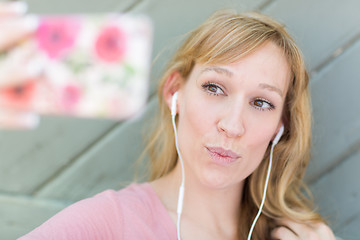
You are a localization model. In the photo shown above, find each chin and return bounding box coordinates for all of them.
[198,169,236,190]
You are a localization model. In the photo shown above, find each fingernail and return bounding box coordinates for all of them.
[23,14,39,31]
[8,1,28,14]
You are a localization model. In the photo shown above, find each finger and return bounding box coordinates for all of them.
[312,222,337,240]
[0,56,45,87]
[0,1,27,17]
[277,219,335,240]
[276,218,306,236]
[0,42,46,87]
[271,226,299,240]
[0,15,38,51]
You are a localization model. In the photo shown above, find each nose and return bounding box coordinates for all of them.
[217,100,245,138]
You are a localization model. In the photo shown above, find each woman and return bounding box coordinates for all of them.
[19,9,336,240]
[145,10,336,239]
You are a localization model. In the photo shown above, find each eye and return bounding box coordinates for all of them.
[201,81,224,96]
[251,98,275,111]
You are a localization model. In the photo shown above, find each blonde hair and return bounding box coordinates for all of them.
[139,9,323,239]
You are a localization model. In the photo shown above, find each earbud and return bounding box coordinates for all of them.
[171,91,178,117]
[247,123,285,240]
[170,91,185,240]
[273,124,284,145]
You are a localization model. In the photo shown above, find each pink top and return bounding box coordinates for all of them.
[18,183,177,240]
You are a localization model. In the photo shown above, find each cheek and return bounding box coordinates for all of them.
[246,109,281,146]
[244,123,276,171]
[248,127,273,147]
[176,92,219,160]
[177,95,202,143]
[180,94,217,135]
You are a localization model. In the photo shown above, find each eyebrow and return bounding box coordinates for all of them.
[258,83,283,97]
[200,66,234,78]
[200,67,283,97]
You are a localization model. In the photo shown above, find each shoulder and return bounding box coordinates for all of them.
[65,182,160,224]
[92,182,176,239]
[112,182,167,222]
[66,182,156,212]
[100,182,160,216]
[115,182,156,203]
[18,182,160,240]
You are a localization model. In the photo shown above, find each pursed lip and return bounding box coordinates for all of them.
[205,146,241,159]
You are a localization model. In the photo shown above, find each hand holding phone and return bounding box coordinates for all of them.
[0,12,152,122]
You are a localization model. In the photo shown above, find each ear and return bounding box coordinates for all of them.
[272,121,284,140]
[163,71,183,113]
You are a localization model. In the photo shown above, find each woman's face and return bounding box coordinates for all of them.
[176,41,291,189]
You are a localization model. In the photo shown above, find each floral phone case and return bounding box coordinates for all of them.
[0,14,152,121]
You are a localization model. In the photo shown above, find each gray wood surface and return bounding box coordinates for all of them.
[0,117,116,194]
[0,194,66,239]
[0,0,358,239]
[35,98,158,202]
[309,39,360,184]
[263,0,360,72]
[27,0,138,13]
[310,150,360,240]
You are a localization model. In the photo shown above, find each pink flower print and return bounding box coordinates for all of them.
[36,17,80,59]
[60,84,82,112]
[0,80,36,109]
[95,25,126,62]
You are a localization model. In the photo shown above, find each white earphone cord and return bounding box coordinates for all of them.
[172,111,185,240]
[246,140,275,240]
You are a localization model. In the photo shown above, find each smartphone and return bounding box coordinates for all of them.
[0,13,152,121]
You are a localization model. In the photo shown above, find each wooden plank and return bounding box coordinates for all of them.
[0,193,67,240]
[306,39,360,181]
[262,0,360,71]
[309,150,360,240]
[26,0,138,14]
[0,116,116,194]
[131,0,267,56]
[130,0,268,96]
[337,214,360,240]
[35,98,158,201]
